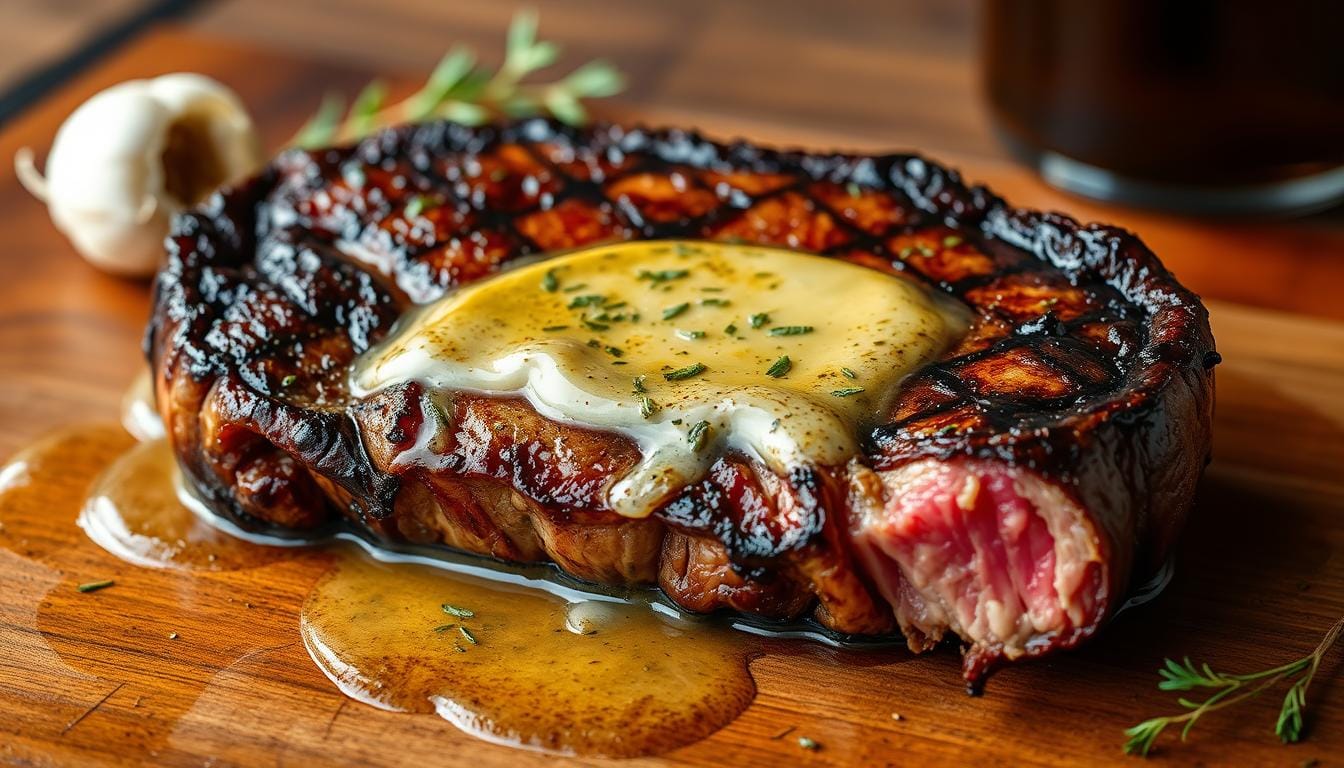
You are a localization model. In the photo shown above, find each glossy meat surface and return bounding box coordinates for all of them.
[147,120,1217,683]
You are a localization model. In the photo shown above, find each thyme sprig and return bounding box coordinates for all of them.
[1124,614,1344,756]
[292,11,624,149]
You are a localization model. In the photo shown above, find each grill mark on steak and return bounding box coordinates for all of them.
[147,119,1216,685]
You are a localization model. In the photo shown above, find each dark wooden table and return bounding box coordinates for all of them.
[1,12,1343,768]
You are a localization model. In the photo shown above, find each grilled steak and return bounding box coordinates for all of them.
[147,120,1217,685]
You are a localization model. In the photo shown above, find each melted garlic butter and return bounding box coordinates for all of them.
[355,240,967,516]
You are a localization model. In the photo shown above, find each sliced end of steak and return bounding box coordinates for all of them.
[850,459,1106,684]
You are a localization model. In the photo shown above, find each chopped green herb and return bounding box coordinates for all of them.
[943,235,964,248]
[541,269,560,292]
[605,345,624,358]
[664,363,707,381]
[918,246,935,257]
[569,294,605,308]
[841,367,857,380]
[632,375,647,393]
[766,356,792,378]
[638,269,690,284]
[724,323,738,335]
[845,181,861,198]
[582,318,610,331]
[701,286,725,293]
[562,283,589,293]
[280,374,297,387]
[442,604,475,618]
[542,324,569,332]
[458,625,479,645]
[77,580,114,593]
[700,298,730,307]
[602,300,627,310]
[830,387,865,397]
[662,302,690,320]
[687,420,711,451]
[639,396,657,418]
[489,168,508,182]
[767,325,814,336]
[433,624,457,633]
[898,246,915,258]
[748,312,770,329]
[676,329,706,340]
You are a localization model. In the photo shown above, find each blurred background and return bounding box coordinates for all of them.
[6,0,1342,215]
[3,0,1342,315]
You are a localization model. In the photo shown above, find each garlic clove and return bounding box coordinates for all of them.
[18,73,263,278]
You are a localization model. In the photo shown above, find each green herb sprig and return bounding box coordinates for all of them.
[1124,614,1344,756]
[292,11,625,149]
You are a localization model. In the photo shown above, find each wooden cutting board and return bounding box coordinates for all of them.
[2,27,1342,767]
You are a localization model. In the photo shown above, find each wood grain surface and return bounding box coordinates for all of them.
[188,0,1344,323]
[1,27,1343,767]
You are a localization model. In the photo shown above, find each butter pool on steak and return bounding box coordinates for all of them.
[148,120,1217,685]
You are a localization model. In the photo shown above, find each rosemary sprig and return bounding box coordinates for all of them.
[1124,614,1344,756]
[291,11,625,149]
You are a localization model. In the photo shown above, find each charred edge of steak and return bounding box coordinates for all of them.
[148,119,1217,683]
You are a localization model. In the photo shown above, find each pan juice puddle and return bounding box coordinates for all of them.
[0,373,759,756]
[77,438,282,571]
[302,552,755,756]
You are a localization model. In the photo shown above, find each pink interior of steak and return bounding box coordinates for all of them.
[850,458,1105,666]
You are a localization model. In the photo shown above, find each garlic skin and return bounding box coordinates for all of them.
[17,73,263,277]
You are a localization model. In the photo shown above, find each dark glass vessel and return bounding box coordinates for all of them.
[983,0,1344,214]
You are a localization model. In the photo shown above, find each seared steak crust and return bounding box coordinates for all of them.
[147,120,1216,683]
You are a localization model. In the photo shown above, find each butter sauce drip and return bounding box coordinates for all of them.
[49,379,761,755]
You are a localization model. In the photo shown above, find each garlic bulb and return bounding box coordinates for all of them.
[15,73,263,277]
